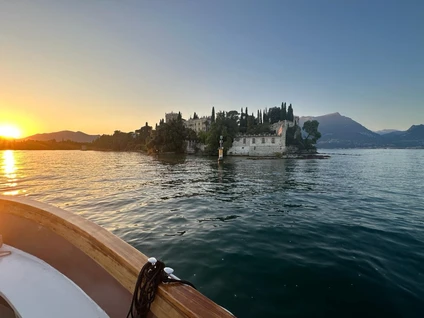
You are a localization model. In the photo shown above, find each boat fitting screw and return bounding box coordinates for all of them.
[148,257,157,266]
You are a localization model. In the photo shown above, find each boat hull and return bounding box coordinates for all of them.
[0,196,233,318]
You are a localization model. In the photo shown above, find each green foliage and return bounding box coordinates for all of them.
[92,134,113,149]
[286,120,321,152]
[302,120,322,151]
[204,111,239,155]
[211,107,215,123]
[280,102,287,121]
[91,130,135,151]
[135,123,152,146]
[286,126,302,148]
[263,108,268,123]
[147,116,193,153]
[246,122,272,135]
[226,110,239,122]
[268,107,281,124]
[287,104,294,121]
[197,131,208,144]
[247,113,255,131]
[91,116,196,153]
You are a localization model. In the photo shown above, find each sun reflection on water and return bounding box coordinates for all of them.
[3,151,16,176]
[2,150,20,195]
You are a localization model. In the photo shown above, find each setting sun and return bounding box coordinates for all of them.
[0,125,22,139]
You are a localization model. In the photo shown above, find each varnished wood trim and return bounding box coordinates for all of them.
[0,196,234,318]
[0,212,131,317]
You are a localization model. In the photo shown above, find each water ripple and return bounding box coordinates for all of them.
[1,149,424,317]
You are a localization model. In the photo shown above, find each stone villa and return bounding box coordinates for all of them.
[227,117,299,156]
[164,112,211,133]
[184,116,210,133]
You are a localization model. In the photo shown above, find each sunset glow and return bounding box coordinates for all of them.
[0,1,423,134]
[0,125,22,139]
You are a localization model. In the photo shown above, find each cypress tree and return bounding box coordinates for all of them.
[211,107,215,122]
[282,102,287,120]
[264,108,269,123]
[239,107,245,130]
[287,104,294,121]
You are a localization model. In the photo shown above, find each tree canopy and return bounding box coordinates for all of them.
[205,111,239,155]
[287,104,294,121]
[147,116,195,153]
[302,120,322,150]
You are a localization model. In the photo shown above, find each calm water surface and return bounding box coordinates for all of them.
[1,149,424,317]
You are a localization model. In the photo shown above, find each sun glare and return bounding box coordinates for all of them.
[0,125,21,139]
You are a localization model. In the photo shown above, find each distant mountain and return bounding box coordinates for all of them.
[374,129,401,135]
[382,125,424,148]
[22,131,100,143]
[299,113,382,148]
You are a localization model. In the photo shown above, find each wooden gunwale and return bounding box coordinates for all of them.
[0,196,234,318]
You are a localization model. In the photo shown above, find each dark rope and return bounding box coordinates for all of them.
[127,259,196,318]
[162,276,197,290]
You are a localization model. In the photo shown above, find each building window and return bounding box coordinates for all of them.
[252,138,255,144]
[262,138,265,144]
[235,138,240,142]
[243,138,246,144]
[271,137,275,144]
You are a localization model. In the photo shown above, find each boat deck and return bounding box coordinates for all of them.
[0,244,109,318]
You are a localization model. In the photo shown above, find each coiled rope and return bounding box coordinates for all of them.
[127,258,196,318]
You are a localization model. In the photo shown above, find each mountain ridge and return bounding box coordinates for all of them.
[21,130,100,143]
[299,113,423,148]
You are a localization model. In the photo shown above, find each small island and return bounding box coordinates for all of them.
[1,102,324,159]
[91,102,323,158]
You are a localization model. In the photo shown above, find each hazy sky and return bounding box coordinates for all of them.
[1,0,423,136]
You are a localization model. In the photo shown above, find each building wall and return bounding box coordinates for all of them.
[270,119,298,136]
[165,112,179,123]
[228,120,296,156]
[228,135,285,156]
[184,117,210,133]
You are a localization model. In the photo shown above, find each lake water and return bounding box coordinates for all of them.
[1,149,424,317]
